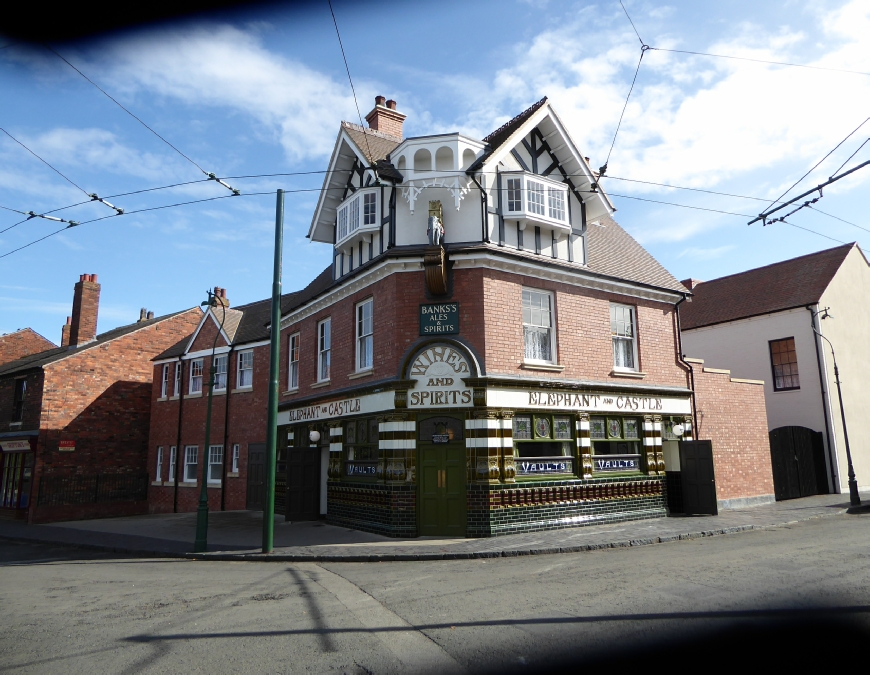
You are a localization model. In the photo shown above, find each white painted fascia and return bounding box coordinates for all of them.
[450,250,683,304]
[308,129,381,243]
[183,308,231,355]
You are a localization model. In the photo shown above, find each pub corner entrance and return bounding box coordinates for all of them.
[418,415,466,537]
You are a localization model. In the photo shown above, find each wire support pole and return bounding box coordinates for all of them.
[748,159,870,226]
[263,189,284,554]
[810,309,860,507]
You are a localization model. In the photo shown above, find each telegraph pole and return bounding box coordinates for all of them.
[263,189,284,553]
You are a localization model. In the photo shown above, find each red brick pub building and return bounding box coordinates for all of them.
[147,97,774,536]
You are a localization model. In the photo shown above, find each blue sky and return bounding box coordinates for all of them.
[1,0,868,343]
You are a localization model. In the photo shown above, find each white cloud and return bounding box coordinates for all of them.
[89,25,366,164]
[677,244,737,260]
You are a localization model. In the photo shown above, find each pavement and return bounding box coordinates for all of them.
[0,491,865,561]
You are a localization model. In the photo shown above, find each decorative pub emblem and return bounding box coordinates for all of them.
[408,344,474,408]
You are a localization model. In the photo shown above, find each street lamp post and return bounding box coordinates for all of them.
[194,289,228,553]
[811,307,860,507]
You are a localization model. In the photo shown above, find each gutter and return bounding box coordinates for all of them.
[807,304,841,493]
[675,294,699,440]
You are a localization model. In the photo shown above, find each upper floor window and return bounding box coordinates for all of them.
[357,299,373,371]
[363,192,377,226]
[189,359,203,394]
[336,190,378,245]
[503,173,569,228]
[161,365,170,398]
[288,333,300,390]
[12,378,26,423]
[769,337,800,391]
[183,446,198,482]
[318,318,331,382]
[155,446,163,482]
[237,350,253,388]
[507,177,522,211]
[611,304,637,370]
[168,446,177,482]
[214,354,228,391]
[522,289,555,363]
[173,362,181,397]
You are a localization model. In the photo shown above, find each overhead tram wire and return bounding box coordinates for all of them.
[327,0,375,165]
[646,47,870,78]
[43,44,240,197]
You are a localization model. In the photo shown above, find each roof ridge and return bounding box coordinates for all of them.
[341,121,402,144]
[698,243,855,286]
[482,96,548,146]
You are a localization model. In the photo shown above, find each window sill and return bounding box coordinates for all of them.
[231,387,253,394]
[184,392,203,399]
[311,380,331,389]
[212,389,227,396]
[207,482,222,488]
[227,472,239,478]
[348,369,373,380]
[521,361,565,372]
[282,388,299,396]
[170,395,180,401]
[611,369,646,379]
[9,422,22,427]
[151,480,163,486]
[179,481,198,488]
[772,387,800,394]
[157,397,168,402]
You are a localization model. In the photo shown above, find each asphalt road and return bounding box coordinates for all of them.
[1,513,868,674]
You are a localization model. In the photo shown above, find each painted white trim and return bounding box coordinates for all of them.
[379,439,415,450]
[183,309,231,356]
[185,346,231,360]
[466,437,504,448]
[380,421,415,433]
[465,419,501,430]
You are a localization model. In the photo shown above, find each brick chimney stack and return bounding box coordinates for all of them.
[61,316,71,347]
[680,278,703,291]
[69,274,100,347]
[365,95,406,139]
[213,287,230,309]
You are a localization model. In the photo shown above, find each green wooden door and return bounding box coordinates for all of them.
[418,443,466,536]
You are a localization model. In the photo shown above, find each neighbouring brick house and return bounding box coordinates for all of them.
[148,95,775,535]
[0,274,201,523]
[0,328,56,367]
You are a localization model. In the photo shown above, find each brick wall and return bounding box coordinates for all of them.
[0,329,56,366]
[689,359,775,506]
[0,370,45,430]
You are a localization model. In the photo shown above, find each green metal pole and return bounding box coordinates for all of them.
[194,348,215,552]
[263,189,284,553]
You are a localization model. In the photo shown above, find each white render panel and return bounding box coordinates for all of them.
[380,421,415,433]
[486,387,691,415]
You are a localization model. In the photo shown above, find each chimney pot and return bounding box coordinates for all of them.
[91,274,97,283]
[139,308,147,322]
[66,316,71,325]
[147,311,154,320]
[365,96,406,139]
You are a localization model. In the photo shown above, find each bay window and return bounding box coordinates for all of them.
[502,173,569,229]
[336,190,378,246]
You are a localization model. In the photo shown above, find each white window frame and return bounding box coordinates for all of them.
[522,288,556,364]
[237,350,253,389]
[189,359,203,394]
[502,172,569,229]
[356,299,373,372]
[318,318,331,382]
[213,354,228,391]
[168,446,177,482]
[161,365,170,398]
[610,303,639,372]
[207,445,223,483]
[173,362,181,397]
[155,446,163,482]
[363,192,377,226]
[232,443,240,473]
[183,445,198,483]
[335,188,379,247]
[288,333,300,390]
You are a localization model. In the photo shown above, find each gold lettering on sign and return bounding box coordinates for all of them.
[408,345,473,408]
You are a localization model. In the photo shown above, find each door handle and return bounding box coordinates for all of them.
[437,469,446,488]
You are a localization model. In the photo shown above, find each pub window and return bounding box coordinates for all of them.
[288,333,300,390]
[208,445,223,483]
[356,299,373,371]
[344,418,379,478]
[611,304,638,370]
[12,378,26,422]
[318,318,331,382]
[522,288,555,363]
[155,446,163,482]
[513,414,574,477]
[590,416,643,474]
[769,337,800,391]
[237,350,254,388]
[161,364,170,398]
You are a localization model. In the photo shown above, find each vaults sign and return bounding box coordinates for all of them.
[408,344,473,408]
[419,303,459,336]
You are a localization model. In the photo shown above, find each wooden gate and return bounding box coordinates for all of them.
[769,426,828,501]
[678,440,718,515]
[286,448,320,521]
[246,443,265,510]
